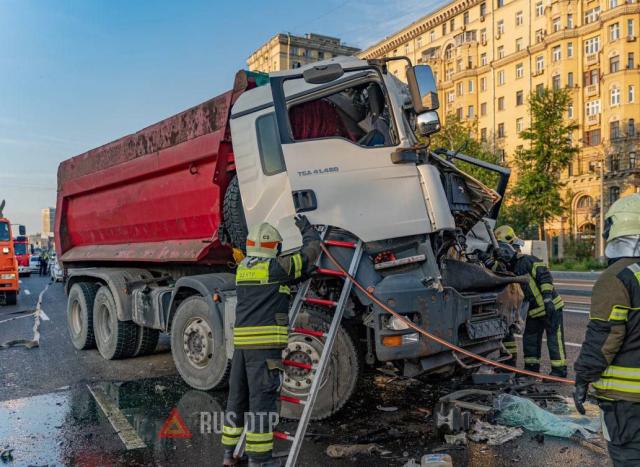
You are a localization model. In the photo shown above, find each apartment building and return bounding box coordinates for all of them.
[360,0,640,247]
[247,33,360,73]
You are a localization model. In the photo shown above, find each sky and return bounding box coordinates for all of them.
[0,0,447,231]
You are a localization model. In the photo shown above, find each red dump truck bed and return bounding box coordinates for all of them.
[56,89,237,265]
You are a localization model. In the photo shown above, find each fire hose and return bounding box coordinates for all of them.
[319,243,575,385]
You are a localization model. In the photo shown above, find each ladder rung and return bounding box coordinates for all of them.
[303,297,337,307]
[324,239,357,248]
[316,268,346,277]
[280,395,306,406]
[274,431,294,441]
[291,327,326,338]
[282,359,315,370]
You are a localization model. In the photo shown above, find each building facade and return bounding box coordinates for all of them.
[247,33,360,73]
[360,0,640,253]
[41,207,55,238]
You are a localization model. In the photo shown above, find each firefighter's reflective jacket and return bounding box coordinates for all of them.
[575,258,640,402]
[512,254,563,318]
[233,229,320,350]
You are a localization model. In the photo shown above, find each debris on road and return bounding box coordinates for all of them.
[468,420,523,445]
[325,443,382,458]
[444,432,467,446]
[376,404,399,412]
[0,447,13,462]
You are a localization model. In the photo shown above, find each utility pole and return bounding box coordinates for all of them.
[599,159,605,260]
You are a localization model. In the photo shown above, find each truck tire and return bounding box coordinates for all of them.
[223,175,248,251]
[5,291,17,305]
[133,326,160,357]
[281,306,360,420]
[67,282,99,350]
[93,286,139,360]
[171,296,230,390]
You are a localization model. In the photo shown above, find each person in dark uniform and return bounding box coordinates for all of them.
[39,250,49,276]
[222,215,320,467]
[574,194,640,467]
[496,241,567,377]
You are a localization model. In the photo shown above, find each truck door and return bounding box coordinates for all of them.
[269,71,431,246]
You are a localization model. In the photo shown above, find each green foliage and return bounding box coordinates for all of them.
[496,202,539,239]
[430,113,503,188]
[563,236,595,261]
[550,258,605,271]
[511,87,579,238]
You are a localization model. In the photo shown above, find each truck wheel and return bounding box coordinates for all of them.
[171,296,230,390]
[67,282,99,350]
[223,175,248,251]
[133,326,160,357]
[5,291,17,306]
[93,286,139,360]
[281,306,360,420]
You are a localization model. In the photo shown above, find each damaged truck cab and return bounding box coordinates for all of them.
[57,56,524,421]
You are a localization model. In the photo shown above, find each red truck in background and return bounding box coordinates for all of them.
[13,229,31,277]
[0,201,20,305]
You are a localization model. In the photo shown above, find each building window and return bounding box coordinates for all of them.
[584,129,601,146]
[497,123,505,138]
[481,53,487,66]
[610,55,620,73]
[516,11,524,26]
[628,52,635,69]
[610,23,621,42]
[516,90,524,105]
[447,91,455,103]
[629,85,635,103]
[468,105,475,118]
[610,0,618,7]
[584,69,600,86]
[567,13,574,29]
[609,187,620,205]
[516,117,524,133]
[536,83,544,95]
[497,45,504,59]
[611,120,621,139]
[536,1,543,17]
[481,28,487,43]
[480,2,487,17]
[586,100,601,115]
[630,152,637,168]
[480,77,487,91]
[290,47,299,56]
[553,17,561,32]
[610,154,621,171]
[456,58,463,71]
[516,37,523,51]
[552,74,561,90]
[516,63,524,78]
[629,118,636,136]
[568,72,574,87]
[457,82,463,96]
[464,11,470,25]
[497,0,504,8]
[568,102,574,119]
[497,20,505,35]
[628,19,635,38]
[584,36,600,55]
[442,23,447,35]
[416,36,422,49]
[567,42,574,58]
[536,29,545,43]
[317,51,325,60]
[498,69,505,85]
[456,107,463,119]
[584,7,601,24]
[450,18,455,31]
[611,87,621,106]
[552,46,561,62]
[430,30,435,42]
[481,128,488,141]
[577,195,594,209]
[498,96,505,110]
[481,102,487,115]
[536,55,544,73]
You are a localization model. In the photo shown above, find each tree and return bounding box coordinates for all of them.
[511,87,578,239]
[430,113,503,187]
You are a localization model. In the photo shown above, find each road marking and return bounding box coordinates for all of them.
[39,309,50,321]
[515,334,582,348]
[87,385,147,450]
[23,289,31,296]
[18,280,22,284]
[0,312,36,324]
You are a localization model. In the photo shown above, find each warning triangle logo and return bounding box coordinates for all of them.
[159,407,192,438]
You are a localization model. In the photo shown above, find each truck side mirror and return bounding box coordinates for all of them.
[406,65,439,113]
[303,63,344,84]
[417,111,441,136]
[18,225,26,236]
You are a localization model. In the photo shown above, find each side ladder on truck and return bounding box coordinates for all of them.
[234,227,364,467]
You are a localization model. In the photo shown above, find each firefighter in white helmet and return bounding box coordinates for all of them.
[222,215,320,467]
[574,194,640,466]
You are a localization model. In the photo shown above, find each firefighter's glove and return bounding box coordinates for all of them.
[294,214,312,233]
[573,379,589,415]
[543,297,556,316]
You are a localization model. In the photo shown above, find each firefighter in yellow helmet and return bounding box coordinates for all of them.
[574,194,640,466]
[222,216,320,467]
[495,225,525,251]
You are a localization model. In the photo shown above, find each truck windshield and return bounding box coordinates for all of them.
[14,243,26,255]
[0,222,9,241]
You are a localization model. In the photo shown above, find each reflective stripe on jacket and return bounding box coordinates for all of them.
[512,255,563,317]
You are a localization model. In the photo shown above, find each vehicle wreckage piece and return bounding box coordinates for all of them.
[434,389,494,434]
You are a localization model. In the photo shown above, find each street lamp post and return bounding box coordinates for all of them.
[599,160,605,260]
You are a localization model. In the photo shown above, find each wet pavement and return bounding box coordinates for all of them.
[0,274,611,466]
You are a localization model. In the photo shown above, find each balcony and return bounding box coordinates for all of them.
[587,113,600,125]
[586,53,599,65]
[585,84,599,97]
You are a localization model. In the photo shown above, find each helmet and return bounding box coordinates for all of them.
[495,225,518,244]
[246,222,283,258]
[604,194,640,242]
[495,241,517,265]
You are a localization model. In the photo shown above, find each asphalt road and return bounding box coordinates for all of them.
[0,273,609,466]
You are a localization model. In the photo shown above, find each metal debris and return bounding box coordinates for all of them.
[325,443,381,458]
[468,420,523,445]
[444,432,468,446]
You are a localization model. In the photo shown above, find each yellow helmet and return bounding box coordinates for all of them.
[604,194,640,241]
[246,222,283,258]
[495,225,518,244]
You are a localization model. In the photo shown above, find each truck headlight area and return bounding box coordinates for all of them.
[2,247,9,254]
[1,273,16,280]
[383,313,419,331]
[382,333,420,347]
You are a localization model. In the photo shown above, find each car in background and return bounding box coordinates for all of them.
[49,255,64,282]
[28,255,40,274]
